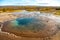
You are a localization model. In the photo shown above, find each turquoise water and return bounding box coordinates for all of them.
[10,17,37,27]
[16,18,36,25]
[11,20,19,27]
[10,17,45,31]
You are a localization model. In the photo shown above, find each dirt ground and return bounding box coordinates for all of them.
[0,31,60,40]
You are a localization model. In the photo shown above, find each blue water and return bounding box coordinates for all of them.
[16,17,36,25]
[10,17,45,31]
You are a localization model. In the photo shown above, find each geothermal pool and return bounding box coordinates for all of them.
[0,11,60,40]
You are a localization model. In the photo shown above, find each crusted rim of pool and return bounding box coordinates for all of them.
[1,16,59,38]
